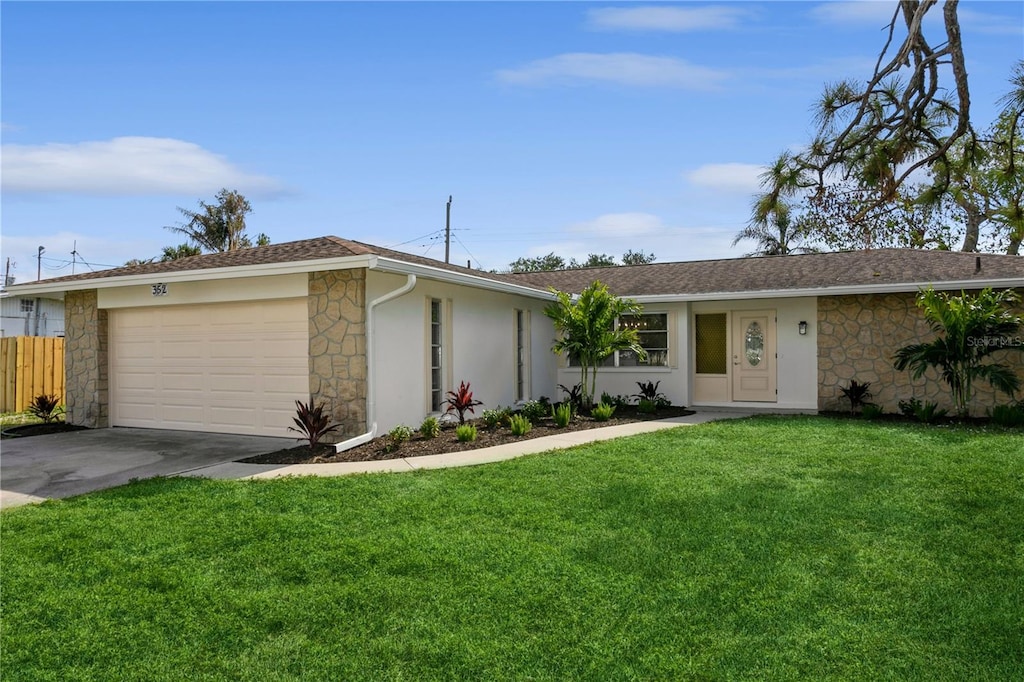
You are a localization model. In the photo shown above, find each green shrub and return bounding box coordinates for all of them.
[386,425,414,452]
[509,414,532,436]
[519,400,548,424]
[914,401,949,424]
[592,402,616,421]
[637,399,656,414]
[419,416,441,439]
[989,402,1024,427]
[861,404,884,420]
[482,407,511,429]
[600,392,631,408]
[455,424,477,442]
[552,403,572,428]
[898,397,922,418]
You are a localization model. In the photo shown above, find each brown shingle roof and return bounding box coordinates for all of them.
[507,249,1024,296]
[23,236,1023,297]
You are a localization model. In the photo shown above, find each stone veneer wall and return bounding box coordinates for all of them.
[818,291,1024,415]
[309,269,367,441]
[64,289,109,428]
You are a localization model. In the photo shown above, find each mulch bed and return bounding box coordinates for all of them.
[1,422,90,438]
[239,405,695,465]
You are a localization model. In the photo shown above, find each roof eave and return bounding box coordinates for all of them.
[3,255,380,296]
[631,277,1024,303]
[372,257,555,299]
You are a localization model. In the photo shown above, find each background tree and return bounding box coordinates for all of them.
[742,0,1023,255]
[733,196,819,256]
[893,287,1023,417]
[509,250,657,272]
[160,244,203,261]
[167,188,266,253]
[621,249,656,266]
[544,281,645,407]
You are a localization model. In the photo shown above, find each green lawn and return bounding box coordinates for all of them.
[2,415,1022,680]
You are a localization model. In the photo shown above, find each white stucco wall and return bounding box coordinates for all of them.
[369,270,556,432]
[691,297,818,410]
[553,303,690,407]
[551,297,818,411]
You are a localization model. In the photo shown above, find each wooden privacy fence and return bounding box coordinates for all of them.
[0,336,66,413]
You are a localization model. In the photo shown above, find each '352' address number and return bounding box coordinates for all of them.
[152,283,168,296]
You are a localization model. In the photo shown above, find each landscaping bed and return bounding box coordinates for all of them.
[240,404,694,465]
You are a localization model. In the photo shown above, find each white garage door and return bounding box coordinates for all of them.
[109,299,308,437]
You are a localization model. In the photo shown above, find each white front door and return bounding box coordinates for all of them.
[731,310,777,402]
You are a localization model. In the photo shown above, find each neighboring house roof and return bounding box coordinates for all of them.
[6,236,1022,301]
[509,249,1024,300]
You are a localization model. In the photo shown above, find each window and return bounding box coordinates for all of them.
[20,299,34,313]
[514,309,529,401]
[567,313,669,368]
[695,313,727,374]
[429,299,443,412]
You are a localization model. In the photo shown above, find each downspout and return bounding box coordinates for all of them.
[334,273,417,453]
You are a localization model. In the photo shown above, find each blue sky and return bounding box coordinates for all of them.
[2,1,1022,282]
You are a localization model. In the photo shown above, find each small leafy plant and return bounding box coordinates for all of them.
[27,394,63,424]
[558,383,584,414]
[482,407,511,429]
[861,404,884,420]
[592,402,616,421]
[386,425,414,452]
[288,400,341,449]
[552,403,573,428]
[633,380,664,403]
[913,400,949,424]
[509,414,532,436]
[455,423,478,442]
[445,381,484,424]
[419,416,441,439]
[519,400,548,424]
[989,402,1024,427]
[839,380,873,413]
[637,398,657,414]
[600,392,631,408]
[898,397,922,418]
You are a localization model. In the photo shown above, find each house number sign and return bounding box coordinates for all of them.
[152,283,168,297]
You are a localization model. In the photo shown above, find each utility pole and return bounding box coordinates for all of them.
[3,257,10,289]
[445,195,452,264]
[37,246,45,281]
[71,241,78,275]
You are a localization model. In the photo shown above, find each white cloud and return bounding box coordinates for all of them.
[568,212,666,237]
[496,53,728,90]
[809,1,903,26]
[587,6,749,32]
[1,137,286,197]
[685,163,764,195]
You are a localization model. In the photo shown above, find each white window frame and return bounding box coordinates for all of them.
[514,309,531,402]
[567,312,670,368]
[20,299,35,313]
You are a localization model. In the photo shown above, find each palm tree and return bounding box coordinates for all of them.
[733,196,818,256]
[893,287,1023,417]
[544,281,646,407]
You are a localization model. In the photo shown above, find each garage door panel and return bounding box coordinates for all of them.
[110,299,309,437]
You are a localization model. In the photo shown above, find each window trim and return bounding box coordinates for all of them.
[514,309,531,402]
[566,311,671,369]
[425,297,453,414]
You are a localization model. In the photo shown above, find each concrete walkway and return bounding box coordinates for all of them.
[185,410,754,482]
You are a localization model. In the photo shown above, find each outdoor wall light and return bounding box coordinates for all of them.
[798,321,808,335]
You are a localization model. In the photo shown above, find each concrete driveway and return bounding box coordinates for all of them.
[1,428,294,509]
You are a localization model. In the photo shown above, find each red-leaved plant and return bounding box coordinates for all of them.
[444,381,484,424]
[288,400,341,449]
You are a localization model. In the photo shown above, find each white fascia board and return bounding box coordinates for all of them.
[4,255,379,296]
[631,277,1024,304]
[372,257,556,300]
